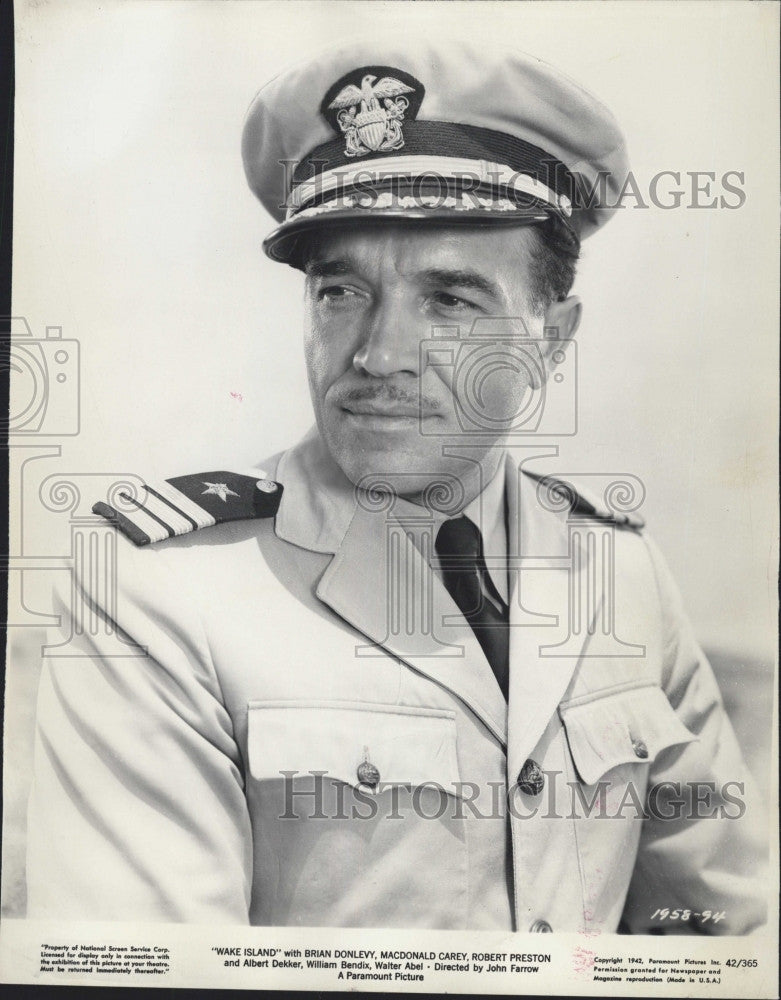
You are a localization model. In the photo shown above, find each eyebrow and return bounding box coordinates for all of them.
[304,258,354,278]
[418,268,502,300]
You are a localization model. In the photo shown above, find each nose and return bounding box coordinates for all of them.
[352,298,423,378]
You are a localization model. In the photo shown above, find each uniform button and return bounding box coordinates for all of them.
[530,919,552,933]
[632,738,649,759]
[356,761,380,787]
[255,479,278,493]
[517,759,544,795]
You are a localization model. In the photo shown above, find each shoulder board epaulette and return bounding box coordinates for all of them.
[522,470,645,530]
[92,471,283,547]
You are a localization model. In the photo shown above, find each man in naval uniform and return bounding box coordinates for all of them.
[27,40,766,932]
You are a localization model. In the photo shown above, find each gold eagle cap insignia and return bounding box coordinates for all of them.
[328,74,415,156]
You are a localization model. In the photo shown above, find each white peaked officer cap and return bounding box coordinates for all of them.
[241,38,629,265]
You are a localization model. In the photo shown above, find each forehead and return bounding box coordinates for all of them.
[303,222,535,276]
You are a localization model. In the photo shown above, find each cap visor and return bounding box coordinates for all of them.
[263,203,551,264]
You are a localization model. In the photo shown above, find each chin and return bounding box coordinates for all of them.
[339,452,435,490]
[336,448,477,511]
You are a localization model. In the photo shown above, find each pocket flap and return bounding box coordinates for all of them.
[247,700,461,793]
[559,685,696,785]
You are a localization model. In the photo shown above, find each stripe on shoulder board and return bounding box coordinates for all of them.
[151,480,217,529]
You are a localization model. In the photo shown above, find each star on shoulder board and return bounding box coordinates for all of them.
[201,482,240,502]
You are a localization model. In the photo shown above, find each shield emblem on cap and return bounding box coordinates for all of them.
[354,108,390,152]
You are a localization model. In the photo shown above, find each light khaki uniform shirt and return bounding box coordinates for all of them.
[27,427,767,931]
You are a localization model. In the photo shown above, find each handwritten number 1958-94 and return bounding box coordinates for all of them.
[650,909,726,924]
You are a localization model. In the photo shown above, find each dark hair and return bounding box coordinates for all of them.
[525,213,581,315]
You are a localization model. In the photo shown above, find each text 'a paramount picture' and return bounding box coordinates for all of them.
[3,2,778,996]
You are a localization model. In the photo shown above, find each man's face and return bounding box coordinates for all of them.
[303,223,556,503]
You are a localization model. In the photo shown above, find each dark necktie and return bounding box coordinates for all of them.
[435,515,510,699]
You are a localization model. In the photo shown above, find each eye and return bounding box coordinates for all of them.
[317,285,356,302]
[431,291,476,312]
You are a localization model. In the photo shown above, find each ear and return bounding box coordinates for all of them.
[531,296,582,387]
[544,295,582,344]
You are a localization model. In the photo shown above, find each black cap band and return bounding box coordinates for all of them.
[291,120,576,203]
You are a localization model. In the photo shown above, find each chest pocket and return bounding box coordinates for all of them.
[247,699,462,795]
[559,685,697,785]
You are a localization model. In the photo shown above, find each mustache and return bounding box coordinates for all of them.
[334,382,441,411]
